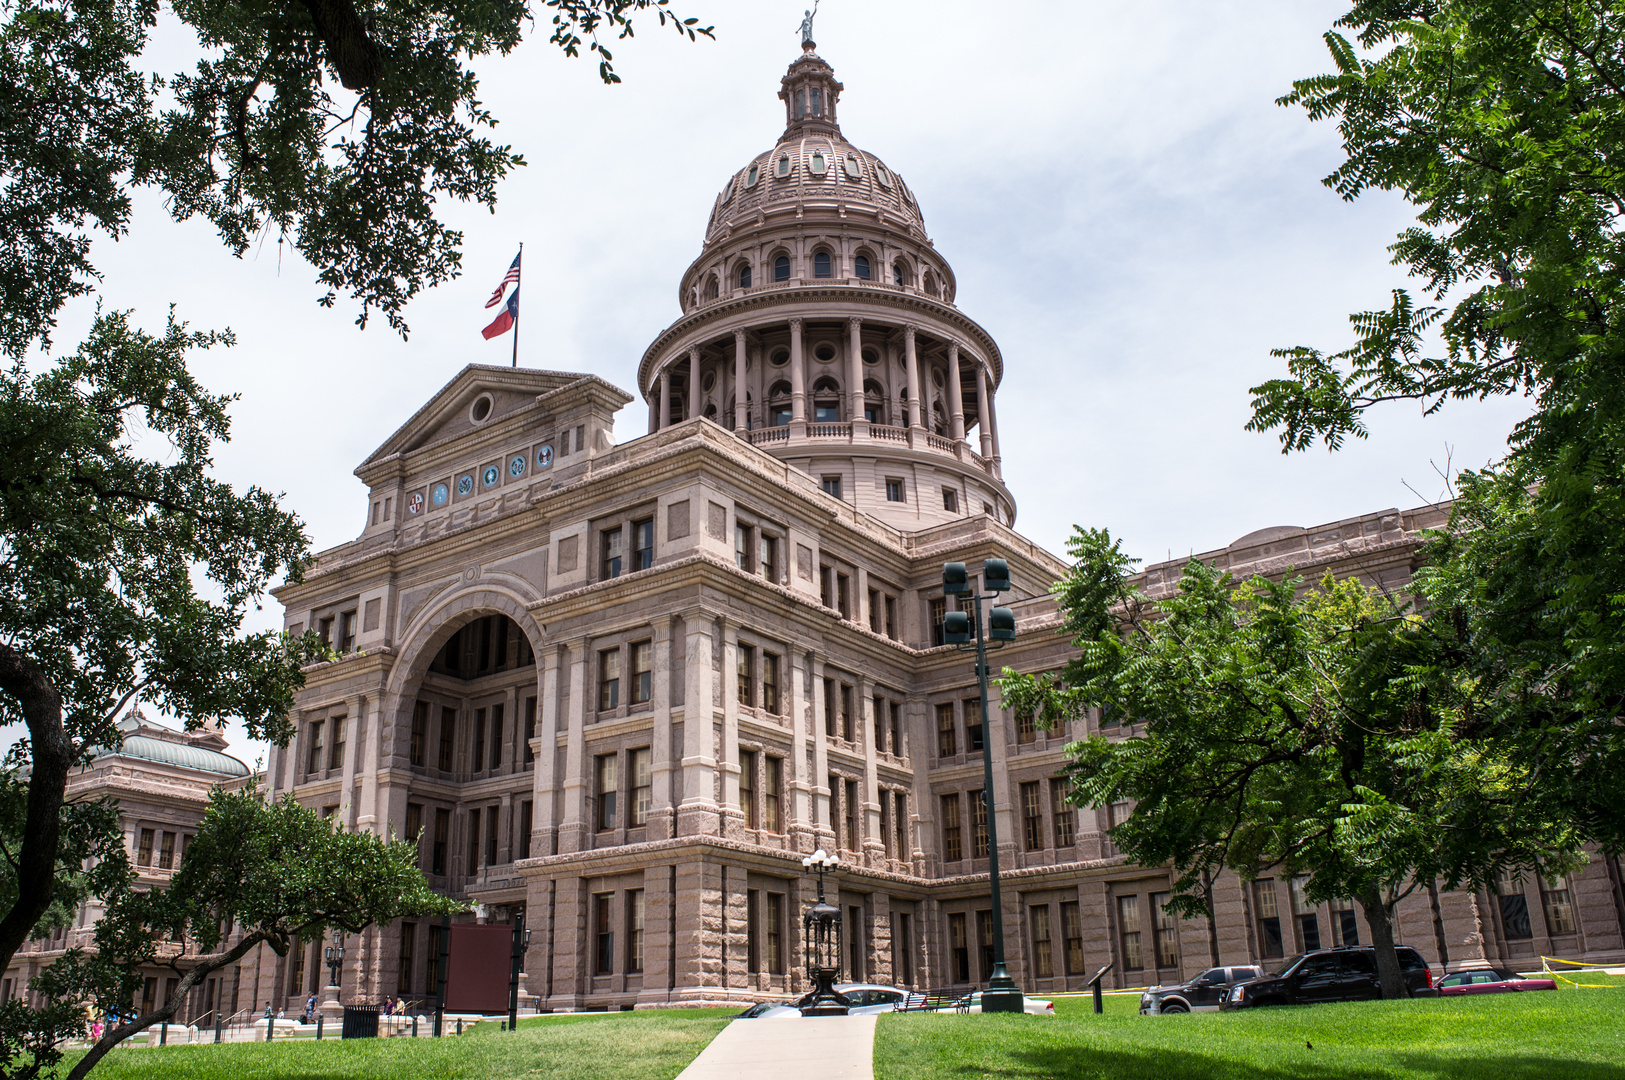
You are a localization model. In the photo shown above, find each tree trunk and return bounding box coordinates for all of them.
[1202,869,1221,967]
[1358,885,1409,999]
[1427,879,1450,970]
[65,932,270,1080]
[0,644,66,976]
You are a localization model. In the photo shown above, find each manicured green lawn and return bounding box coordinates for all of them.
[74,1008,734,1080]
[875,989,1625,1080]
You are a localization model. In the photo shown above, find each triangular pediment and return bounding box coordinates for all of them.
[359,365,583,470]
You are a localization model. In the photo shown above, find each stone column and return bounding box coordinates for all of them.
[688,346,702,421]
[987,382,1002,476]
[341,696,363,830]
[788,650,813,851]
[859,678,884,868]
[558,640,590,854]
[355,694,384,834]
[677,617,719,837]
[847,316,865,424]
[904,326,922,430]
[810,656,834,852]
[648,617,677,840]
[532,648,560,855]
[733,330,748,433]
[947,342,965,442]
[789,318,807,425]
[885,342,902,426]
[975,364,994,460]
[636,865,677,1006]
[720,621,742,841]
[658,368,671,431]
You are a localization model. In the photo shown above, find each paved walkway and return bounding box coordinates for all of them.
[676,1014,876,1080]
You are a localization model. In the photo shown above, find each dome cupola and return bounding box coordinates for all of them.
[779,44,843,140]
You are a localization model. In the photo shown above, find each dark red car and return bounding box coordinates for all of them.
[1436,968,1557,995]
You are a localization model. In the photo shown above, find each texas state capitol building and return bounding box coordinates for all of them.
[256,43,1625,1013]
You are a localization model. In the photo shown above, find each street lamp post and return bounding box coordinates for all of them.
[799,848,848,1016]
[942,558,1023,1014]
[324,934,346,988]
[507,912,532,1032]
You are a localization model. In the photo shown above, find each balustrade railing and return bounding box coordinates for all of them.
[808,423,852,439]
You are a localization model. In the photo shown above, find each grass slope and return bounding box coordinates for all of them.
[73,1008,734,1080]
[875,989,1625,1080]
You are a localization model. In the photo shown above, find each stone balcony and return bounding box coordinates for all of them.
[744,420,999,478]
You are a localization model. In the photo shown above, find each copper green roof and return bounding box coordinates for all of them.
[91,734,251,778]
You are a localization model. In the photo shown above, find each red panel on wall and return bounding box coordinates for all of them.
[444,924,513,1013]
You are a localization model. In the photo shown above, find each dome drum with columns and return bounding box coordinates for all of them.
[641,47,1012,530]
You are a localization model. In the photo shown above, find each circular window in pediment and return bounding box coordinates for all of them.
[469,393,494,424]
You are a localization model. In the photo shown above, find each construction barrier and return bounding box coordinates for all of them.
[1540,956,1622,988]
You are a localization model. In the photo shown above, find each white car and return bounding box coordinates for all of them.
[736,983,927,1019]
[937,991,1055,1016]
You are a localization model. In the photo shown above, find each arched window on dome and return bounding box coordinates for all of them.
[814,251,832,279]
[893,261,908,288]
[768,381,792,427]
[703,276,719,301]
[774,255,791,283]
[863,379,886,425]
[795,90,805,120]
[931,401,947,436]
[811,87,823,117]
[738,263,752,289]
[855,255,872,281]
[812,376,841,424]
[922,269,940,298]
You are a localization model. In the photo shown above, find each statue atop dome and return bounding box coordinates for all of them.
[799,3,818,48]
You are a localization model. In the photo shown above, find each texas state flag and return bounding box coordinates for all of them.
[482,287,519,339]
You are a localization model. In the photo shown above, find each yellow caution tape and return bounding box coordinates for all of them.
[1540,956,1621,988]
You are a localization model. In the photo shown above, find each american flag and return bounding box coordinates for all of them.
[485,251,521,308]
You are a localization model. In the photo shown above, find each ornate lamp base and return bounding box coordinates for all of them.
[800,968,850,1016]
[981,963,1024,1014]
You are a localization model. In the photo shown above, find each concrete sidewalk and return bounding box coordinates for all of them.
[676,1015,876,1080]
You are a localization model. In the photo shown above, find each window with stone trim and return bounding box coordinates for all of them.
[158,831,176,870]
[468,808,482,871]
[632,518,655,571]
[737,644,756,708]
[1062,901,1085,975]
[406,804,423,867]
[484,803,499,866]
[844,779,859,853]
[306,719,324,774]
[410,701,428,767]
[596,753,618,831]
[432,808,449,874]
[740,749,758,829]
[488,704,503,771]
[971,788,988,858]
[823,677,837,737]
[599,648,621,711]
[766,892,785,974]
[840,683,854,741]
[1021,781,1044,851]
[941,793,962,862]
[629,748,651,827]
[1016,707,1036,744]
[1253,880,1284,957]
[1030,904,1054,978]
[889,700,903,755]
[929,598,947,647]
[523,697,537,764]
[473,708,487,773]
[879,791,893,858]
[1544,877,1577,935]
[762,653,781,714]
[519,800,533,859]
[765,756,783,833]
[595,893,615,974]
[398,922,416,995]
[735,523,754,572]
[814,250,833,278]
[977,910,995,981]
[894,792,907,859]
[936,702,956,757]
[965,699,984,753]
[1051,779,1075,848]
[627,889,646,972]
[949,912,970,982]
[1118,894,1143,970]
[137,828,154,867]
[774,254,791,282]
[438,707,456,772]
[630,641,653,705]
[1152,892,1180,968]
[602,525,623,580]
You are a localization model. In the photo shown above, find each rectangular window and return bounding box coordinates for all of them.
[338,610,356,652]
[885,478,904,502]
[885,596,897,640]
[869,588,882,633]
[288,948,304,997]
[628,889,646,972]
[1021,780,1043,851]
[599,648,621,711]
[820,566,835,608]
[890,701,903,756]
[836,574,851,619]
[632,518,655,571]
[873,694,887,753]
[971,789,989,858]
[595,893,615,974]
[950,913,970,982]
[840,684,853,741]
[760,534,777,581]
[894,792,908,860]
[879,791,893,858]
[747,889,761,972]
[523,696,537,765]
[1289,875,1321,951]
[1543,880,1576,935]
[596,754,618,831]
[519,800,533,859]
[468,808,482,871]
[767,893,785,975]
[977,910,995,981]
[410,701,429,767]
[1496,870,1533,939]
[1118,894,1143,970]
[472,707,486,772]
[765,756,783,833]
[1016,708,1036,744]
[822,475,842,499]
[943,488,958,512]
[1031,905,1054,979]
[398,923,416,995]
[1062,901,1085,975]
[849,905,866,982]
[1052,780,1074,848]
[438,708,456,772]
[1253,880,1284,958]
[844,779,859,853]
[941,793,962,861]
[630,748,651,827]
[631,641,653,704]
[762,653,780,714]
[138,828,154,866]
[405,803,424,867]
[936,703,956,757]
[489,704,503,771]
[929,598,947,647]
[158,831,176,870]
[1331,896,1360,946]
[432,808,449,874]
[1152,892,1180,968]
[425,924,443,996]
[740,749,758,829]
[318,616,334,647]
[737,644,756,708]
[965,699,983,752]
[485,804,499,865]
[735,523,753,572]
[602,526,624,579]
[306,719,324,774]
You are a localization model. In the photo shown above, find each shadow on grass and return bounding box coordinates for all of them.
[989,1046,1625,1080]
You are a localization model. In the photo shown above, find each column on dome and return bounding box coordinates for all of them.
[789,318,807,424]
[733,330,748,433]
[947,342,965,442]
[885,341,902,426]
[847,317,864,424]
[988,381,1003,475]
[975,363,993,460]
[688,346,702,421]
[904,325,922,429]
[658,368,672,431]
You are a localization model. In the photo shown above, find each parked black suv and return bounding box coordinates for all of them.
[1140,966,1265,1014]
[1219,946,1433,1009]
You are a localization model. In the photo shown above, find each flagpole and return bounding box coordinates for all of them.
[512,243,522,368]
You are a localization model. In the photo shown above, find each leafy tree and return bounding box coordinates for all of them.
[0,309,314,1069]
[999,529,1584,999]
[0,0,714,354]
[1247,2,1625,851]
[13,786,459,1080]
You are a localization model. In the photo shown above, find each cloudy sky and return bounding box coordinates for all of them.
[47,1,1531,764]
